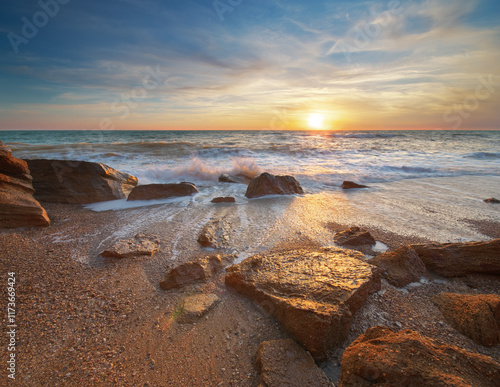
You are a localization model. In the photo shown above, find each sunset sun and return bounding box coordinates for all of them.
[307,113,325,130]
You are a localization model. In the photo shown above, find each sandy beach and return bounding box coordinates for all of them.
[1,175,499,386]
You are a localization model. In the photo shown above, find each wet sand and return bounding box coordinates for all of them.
[1,176,500,386]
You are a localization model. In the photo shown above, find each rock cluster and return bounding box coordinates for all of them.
[339,326,500,387]
[26,159,137,204]
[127,182,198,201]
[432,293,500,347]
[245,172,303,198]
[0,143,50,228]
[225,246,381,360]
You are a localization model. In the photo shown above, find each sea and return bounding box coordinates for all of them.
[2,129,499,257]
[1,130,500,192]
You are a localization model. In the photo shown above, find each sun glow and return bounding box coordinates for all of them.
[307,113,325,130]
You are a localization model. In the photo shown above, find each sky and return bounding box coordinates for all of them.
[0,0,499,131]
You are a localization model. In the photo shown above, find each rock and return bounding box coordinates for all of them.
[370,246,428,287]
[197,219,230,249]
[484,198,500,203]
[338,326,500,387]
[432,293,500,347]
[257,339,333,387]
[127,182,198,201]
[100,234,160,259]
[334,227,376,247]
[26,159,137,204]
[225,246,381,360]
[177,294,220,324]
[0,146,50,228]
[219,174,251,185]
[245,172,304,199]
[211,197,236,203]
[160,254,234,290]
[411,239,500,277]
[341,181,369,189]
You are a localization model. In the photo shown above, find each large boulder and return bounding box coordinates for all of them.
[245,172,303,199]
[339,326,500,387]
[100,234,160,259]
[411,239,500,277]
[127,182,198,201]
[225,247,381,360]
[432,293,500,347]
[370,246,428,287]
[0,143,50,228]
[26,159,137,204]
[161,254,234,290]
[256,339,333,387]
[334,226,376,247]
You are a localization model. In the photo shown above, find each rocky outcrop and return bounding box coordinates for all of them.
[26,159,137,204]
[0,143,50,228]
[127,182,197,201]
[219,174,251,185]
[334,226,376,247]
[225,247,381,360]
[100,234,160,259]
[484,198,500,203]
[432,293,500,347]
[370,246,428,287]
[211,197,236,203]
[197,219,230,249]
[177,294,220,324]
[160,254,234,290]
[411,239,500,277]
[339,326,500,387]
[245,172,304,199]
[256,339,333,387]
[341,181,369,189]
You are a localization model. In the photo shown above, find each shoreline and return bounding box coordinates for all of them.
[1,174,500,385]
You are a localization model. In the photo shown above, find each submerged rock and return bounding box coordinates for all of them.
[339,326,500,387]
[484,198,500,203]
[0,144,50,228]
[411,239,500,277]
[26,159,137,204]
[370,246,428,287]
[211,197,236,203]
[225,246,381,360]
[257,339,333,387]
[177,294,220,324]
[197,219,230,249]
[334,226,376,247]
[341,181,369,189]
[245,172,304,198]
[127,182,198,201]
[432,293,500,347]
[100,234,160,259]
[160,254,234,290]
[219,173,251,185]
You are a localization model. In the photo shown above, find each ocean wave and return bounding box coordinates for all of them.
[332,133,397,139]
[138,157,263,184]
[464,152,500,160]
[382,165,435,173]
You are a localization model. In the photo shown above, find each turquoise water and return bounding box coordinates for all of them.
[1,130,499,191]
